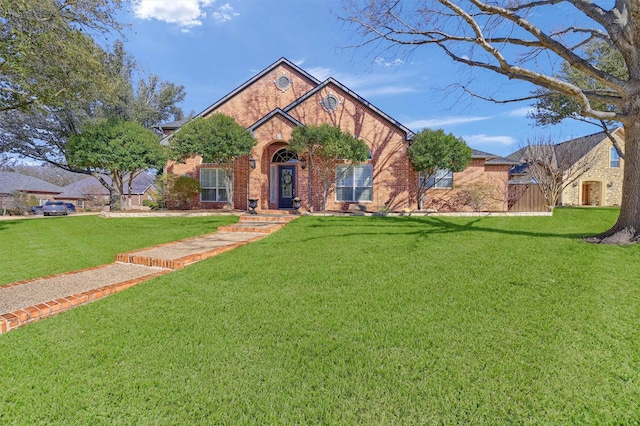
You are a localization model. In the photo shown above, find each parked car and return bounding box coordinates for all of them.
[64,203,76,213]
[31,205,44,215]
[42,201,69,216]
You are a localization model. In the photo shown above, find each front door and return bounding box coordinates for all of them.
[278,165,296,209]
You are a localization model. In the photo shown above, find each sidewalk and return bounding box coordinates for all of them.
[0,213,297,335]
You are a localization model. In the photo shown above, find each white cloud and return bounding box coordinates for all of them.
[133,0,238,28]
[357,86,417,97]
[462,134,516,145]
[505,107,534,117]
[212,3,239,22]
[405,116,493,130]
[374,57,404,67]
[307,67,332,81]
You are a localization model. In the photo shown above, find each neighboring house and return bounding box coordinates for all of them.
[507,128,624,210]
[58,173,158,210]
[0,171,65,213]
[161,57,516,213]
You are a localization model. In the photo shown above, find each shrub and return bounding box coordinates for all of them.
[168,175,201,209]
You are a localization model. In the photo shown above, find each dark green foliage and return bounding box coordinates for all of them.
[290,123,369,210]
[170,114,256,209]
[531,40,626,127]
[408,128,472,209]
[67,118,167,209]
[0,0,123,112]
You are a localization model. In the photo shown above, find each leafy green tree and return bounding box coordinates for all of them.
[0,41,184,175]
[170,114,256,210]
[530,39,626,157]
[407,129,472,210]
[289,123,369,211]
[0,0,123,113]
[66,118,167,210]
[345,0,640,243]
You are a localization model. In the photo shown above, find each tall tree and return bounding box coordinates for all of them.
[345,0,640,244]
[0,0,123,113]
[407,129,472,210]
[66,118,167,210]
[289,124,369,211]
[169,114,256,211]
[0,41,185,173]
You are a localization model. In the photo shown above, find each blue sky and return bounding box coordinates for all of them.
[120,0,599,157]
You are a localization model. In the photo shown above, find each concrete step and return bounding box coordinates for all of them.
[218,221,286,234]
[239,213,298,223]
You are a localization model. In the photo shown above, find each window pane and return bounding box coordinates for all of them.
[355,187,372,202]
[336,165,353,186]
[200,169,213,188]
[201,189,216,202]
[217,170,226,188]
[336,187,353,202]
[354,165,372,186]
[218,188,227,202]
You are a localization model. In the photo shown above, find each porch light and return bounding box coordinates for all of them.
[300,157,307,169]
[249,157,256,169]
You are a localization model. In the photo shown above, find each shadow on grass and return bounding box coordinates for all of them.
[293,214,602,242]
[0,219,27,231]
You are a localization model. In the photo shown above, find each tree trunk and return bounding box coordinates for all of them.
[590,118,640,244]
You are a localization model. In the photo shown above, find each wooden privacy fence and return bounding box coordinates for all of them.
[508,183,548,212]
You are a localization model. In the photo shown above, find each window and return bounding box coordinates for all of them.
[336,164,373,202]
[200,168,227,202]
[275,74,291,91]
[321,94,340,112]
[610,147,620,168]
[420,169,453,189]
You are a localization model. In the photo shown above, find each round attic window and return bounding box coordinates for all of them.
[276,74,291,91]
[321,94,339,112]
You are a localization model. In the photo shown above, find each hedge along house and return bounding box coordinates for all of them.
[161,58,515,213]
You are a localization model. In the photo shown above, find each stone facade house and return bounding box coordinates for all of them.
[507,128,625,209]
[161,58,515,213]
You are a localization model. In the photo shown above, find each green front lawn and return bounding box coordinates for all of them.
[0,214,238,285]
[1,208,639,423]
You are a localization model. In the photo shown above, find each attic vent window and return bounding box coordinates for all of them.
[321,94,340,112]
[276,74,291,91]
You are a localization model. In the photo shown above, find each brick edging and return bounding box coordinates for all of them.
[0,269,170,335]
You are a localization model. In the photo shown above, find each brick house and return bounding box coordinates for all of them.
[507,128,624,209]
[161,58,515,213]
[57,173,158,210]
[0,171,65,214]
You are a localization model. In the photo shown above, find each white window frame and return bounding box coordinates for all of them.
[335,164,373,202]
[200,168,227,202]
[420,169,453,189]
[610,147,621,168]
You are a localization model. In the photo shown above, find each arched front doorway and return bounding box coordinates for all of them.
[582,181,602,206]
[270,148,299,209]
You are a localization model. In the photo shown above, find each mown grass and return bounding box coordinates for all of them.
[0,214,238,285]
[1,208,639,424]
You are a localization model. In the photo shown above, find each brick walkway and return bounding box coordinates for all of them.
[0,214,297,335]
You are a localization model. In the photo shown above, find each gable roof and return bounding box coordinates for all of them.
[198,58,321,119]
[471,149,519,166]
[59,172,157,198]
[0,171,64,195]
[506,128,622,168]
[283,77,415,141]
[248,108,304,133]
